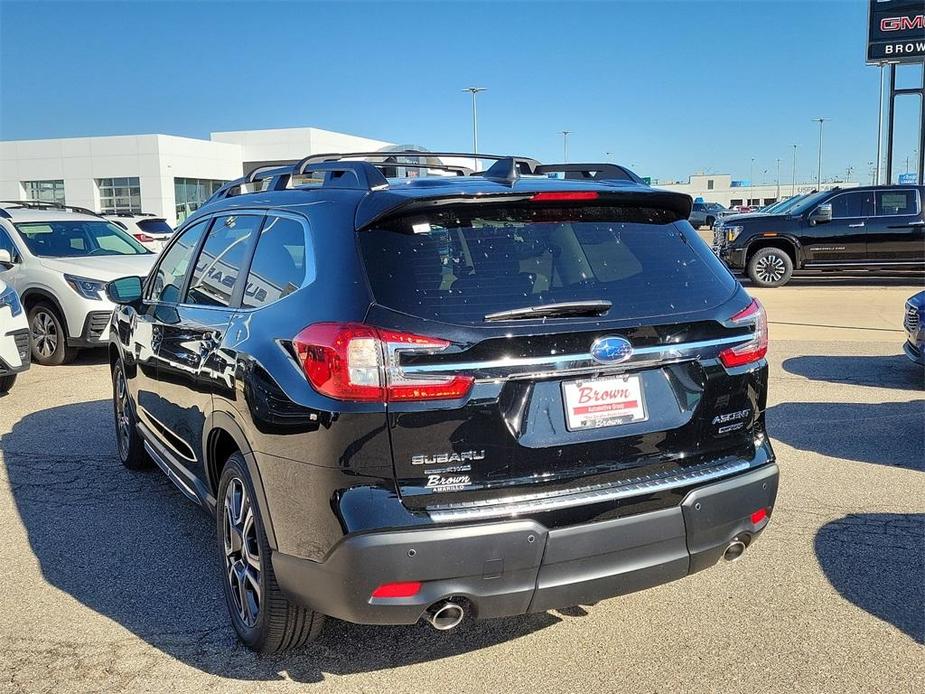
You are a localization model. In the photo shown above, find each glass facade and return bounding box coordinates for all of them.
[98,177,142,213]
[174,178,228,223]
[23,179,66,204]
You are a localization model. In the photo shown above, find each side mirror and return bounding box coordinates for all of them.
[106,276,144,305]
[809,203,832,225]
[0,249,13,266]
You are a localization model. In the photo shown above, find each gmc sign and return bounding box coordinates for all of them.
[868,0,925,63]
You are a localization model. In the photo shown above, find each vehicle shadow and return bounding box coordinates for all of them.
[782,354,924,391]
[766,400,925,471]
[741,272,924,288]
[815,514,924,643]
[1,400,563,683]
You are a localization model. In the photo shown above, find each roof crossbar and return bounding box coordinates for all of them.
[533,163,645,184]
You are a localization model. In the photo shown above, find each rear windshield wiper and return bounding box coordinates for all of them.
[484,300,612,322]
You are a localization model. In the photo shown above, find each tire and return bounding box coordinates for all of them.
[748,247,794,287]
[28,302,78,366]
[217,452,324,653]
[112,360,150,470]
[0,374,16,394]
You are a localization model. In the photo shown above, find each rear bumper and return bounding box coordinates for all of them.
[273,461,779,625]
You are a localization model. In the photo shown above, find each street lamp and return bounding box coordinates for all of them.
[462,86,486,170]
[560,130,571,162]
[776,158,782,199]
[813,117,828,188]
[791,144,798,196]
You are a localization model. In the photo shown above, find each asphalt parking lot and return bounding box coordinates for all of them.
[0,275,923,693]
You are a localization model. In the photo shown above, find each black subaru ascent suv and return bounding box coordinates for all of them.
[107,152,778,652]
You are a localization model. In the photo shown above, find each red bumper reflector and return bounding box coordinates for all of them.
[751,508,767,525]
[531,191,599,201]
[371,581,422,598]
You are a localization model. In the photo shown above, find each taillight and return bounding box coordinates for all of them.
[292,322,474,403]
[531,191,599,202]
[719,299,768,368]
[133,232,155,243]
[371,581,421,598]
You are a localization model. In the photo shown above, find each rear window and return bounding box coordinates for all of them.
[358,204,736,324]
[137,219,173,234]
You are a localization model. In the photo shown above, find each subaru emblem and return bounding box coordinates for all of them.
[589,336,633,365]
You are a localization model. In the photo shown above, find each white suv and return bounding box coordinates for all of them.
[103,213,174,252]
[0,201,156,365]
[0,278,29,393]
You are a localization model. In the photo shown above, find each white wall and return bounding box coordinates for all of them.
[658,175,859,208]
[0,135,243,226]
[210,126,392,167]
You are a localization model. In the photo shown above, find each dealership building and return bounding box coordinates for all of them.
[657,172,859,208]
[0,127,394,226]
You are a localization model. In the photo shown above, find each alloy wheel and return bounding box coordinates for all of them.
[755,255,786,284]
[31,310,58,359]
[114,368,131,460]
[223,477,262,628]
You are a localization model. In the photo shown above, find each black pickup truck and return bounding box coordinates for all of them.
[713,185,925,286]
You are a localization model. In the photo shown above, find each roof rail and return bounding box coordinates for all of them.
[0,200,104,218]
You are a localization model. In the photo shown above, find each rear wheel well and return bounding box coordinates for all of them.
[745,239,797,267]
[207,428,240,496]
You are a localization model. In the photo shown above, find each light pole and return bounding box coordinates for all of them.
[462,86,486,170]
[560,130,571,162]
[813,117,827,188]
[776,158,782,199]
[791,144,798,195]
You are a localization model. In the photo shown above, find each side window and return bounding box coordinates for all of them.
[242,216,309,309]
[148,220,209,303]
[185,214,262,307]
[829,191,874,219]
[876,190,918,216]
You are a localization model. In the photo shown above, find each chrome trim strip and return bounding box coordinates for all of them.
[143,440,200,504]
[402,334,749,381]
[427,458,751,523]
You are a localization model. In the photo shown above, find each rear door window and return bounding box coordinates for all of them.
[358,204,736,324]
[241,215,310,309]
[185,214,262,307]
[876,190,919,216]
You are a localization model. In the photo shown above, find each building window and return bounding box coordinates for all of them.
[730,199,743,207]
[174,178,228,223]
[23,180,65,204]
[707,179,714,190]
[98,177,142,213]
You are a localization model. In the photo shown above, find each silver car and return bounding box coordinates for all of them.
[0,201,156,365]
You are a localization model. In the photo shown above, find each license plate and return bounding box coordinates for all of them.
[562,374,647,431]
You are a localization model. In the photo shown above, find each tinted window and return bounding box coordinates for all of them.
[185,214,261,307]
[149,220,209,303]
[242,216,308,309]
[876,190,918,216]
[13,221,150,257]
[692,203,704,211]
[359,204,736,324]
[829,191,874,218]
[137,219,174,234]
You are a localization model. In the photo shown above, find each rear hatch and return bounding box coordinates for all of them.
[356,196,765,516]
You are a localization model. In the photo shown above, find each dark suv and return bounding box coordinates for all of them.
[714,185,925,286]
[106,152,778,653]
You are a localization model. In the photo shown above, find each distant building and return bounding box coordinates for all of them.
[0,127,393,226]
[658,173,859,208]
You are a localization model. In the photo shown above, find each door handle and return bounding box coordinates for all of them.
[848,223,865,228]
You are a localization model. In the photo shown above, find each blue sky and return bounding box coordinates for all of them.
[0,0,918,183]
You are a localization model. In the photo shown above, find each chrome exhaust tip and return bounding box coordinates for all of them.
[723,539,747,562]
[426,600,465,631]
